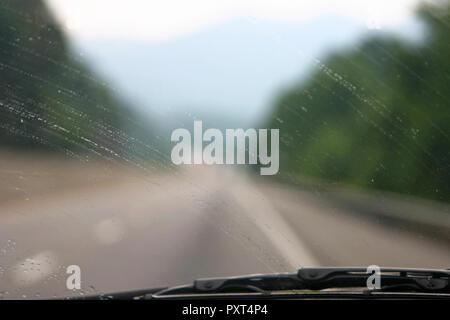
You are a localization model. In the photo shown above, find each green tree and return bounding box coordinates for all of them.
[0,0,163,166]
[266,2,450,203]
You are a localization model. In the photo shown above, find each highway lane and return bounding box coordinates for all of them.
[0,167,316,299]
[259,182,450,268]
[0,166,448,299]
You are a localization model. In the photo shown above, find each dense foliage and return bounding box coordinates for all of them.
[266,3,450,202]
[0,0,159,164]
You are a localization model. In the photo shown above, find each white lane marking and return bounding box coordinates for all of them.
[229,173,320,268]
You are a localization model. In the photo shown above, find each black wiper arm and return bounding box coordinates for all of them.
[297,267,450,293]
[152,267,450,297]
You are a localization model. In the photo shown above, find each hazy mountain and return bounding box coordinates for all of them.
[71,15,422,130]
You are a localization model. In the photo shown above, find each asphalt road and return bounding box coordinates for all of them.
[0,166,449,299]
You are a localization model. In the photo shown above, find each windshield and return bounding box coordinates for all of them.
[0,0,449,300]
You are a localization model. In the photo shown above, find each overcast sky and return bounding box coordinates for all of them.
[43,0,425,127]
[46,0,421,41]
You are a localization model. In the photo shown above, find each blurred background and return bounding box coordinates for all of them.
[0,0,449,299]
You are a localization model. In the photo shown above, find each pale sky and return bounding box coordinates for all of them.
[45,0,421,41]
[43,0,427,126]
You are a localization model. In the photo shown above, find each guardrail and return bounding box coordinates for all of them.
[323,188,450,243]
[273,174,450,244]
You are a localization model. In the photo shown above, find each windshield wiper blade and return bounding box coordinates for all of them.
[297,267,450,293]
[151,267,450,297]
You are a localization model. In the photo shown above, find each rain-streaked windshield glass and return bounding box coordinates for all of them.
[0,0,449,299]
